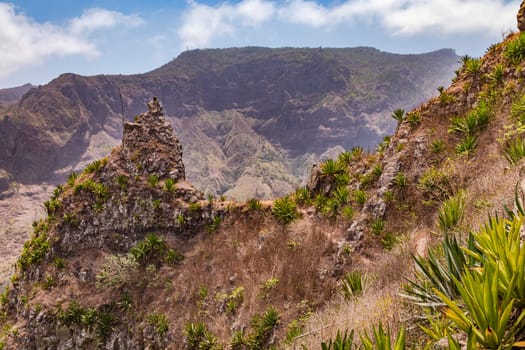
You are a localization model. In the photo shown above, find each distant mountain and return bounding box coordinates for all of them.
[0,83,34,107]
[0,47,459,199]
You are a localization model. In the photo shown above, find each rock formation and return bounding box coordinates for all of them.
[519,0,525,31]
[119,97,185,181]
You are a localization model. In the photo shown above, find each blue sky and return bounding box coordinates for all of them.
[0,0,520,88]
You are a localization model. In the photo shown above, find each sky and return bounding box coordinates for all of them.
[0,0,521,88]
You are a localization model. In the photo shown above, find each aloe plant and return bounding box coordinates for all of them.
[436,268,525,349]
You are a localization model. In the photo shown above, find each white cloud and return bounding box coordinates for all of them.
[178,0,275,49]
[278,0,518,34]
[179,0,520,49]
[0,3,143,80]
[384,0,518,35]
[69,8,144,35]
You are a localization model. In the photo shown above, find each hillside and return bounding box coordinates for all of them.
[2,22,525,348]
[0,47,458,198]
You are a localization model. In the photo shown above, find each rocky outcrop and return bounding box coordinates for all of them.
[518,0,525,31]
[118,97,185,181]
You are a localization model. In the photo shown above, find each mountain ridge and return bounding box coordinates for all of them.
[0,46,459,195]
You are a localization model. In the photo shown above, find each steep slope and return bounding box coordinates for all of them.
[2,27,525,349]
[0,47,459,197]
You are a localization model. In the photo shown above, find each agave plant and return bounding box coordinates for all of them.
[436,267,525,349]
[360,323,406,350]
[402,233,472,307]
[391,108,405,127]
[321,330,355,350]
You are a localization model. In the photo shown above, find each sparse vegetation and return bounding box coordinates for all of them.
[504,31,525,64]
[147,313,169,337]
[353,189,367,208]
[247,198,262,211]
[391,108,405,127]
[17,221,50,271]
[272,196,298,224]
[341,271,368,299]
[147,174,159,188]
[429,139,445,154]
[406,111,421,127]
[437,191,465,235]
[455,134,477,156]
[504,137,525,165]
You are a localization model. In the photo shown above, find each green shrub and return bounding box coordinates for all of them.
[188,202,201,213]
[436,191,465,234]
[321,330,355,350]
[333,186,350,205]
[335,172,351,187]
[294,187,311,206]
[417,167,452,200]
[430,139,445,154]
[504,31,525,64]
[341,206,354,221]
[247,198,262,211]
[246,307,280,349]
[272,197,298,224]
[406,112,421,127]
[439,92,455,105]
[17,221,50,271]
[67,171,79,187]
[341,271,367,299]
[351,146,365,160]
[353,190,367,208]
[207,216,221,232]
[463,57,481,75]
[164,249,184,265]
[393,172,408,188]
[488,63,504,85]
[230,329,245,348]
[360,323,406,350]
[116,175,128,190]
[148,174,159,187]
[511,94,525,123]
[504,137,525,165]
[381,233,399,251]
[51,185,64,200]
[148,313,169,337]
[391,108,405,127]
[185,322,219,350]
[320,159,345,178]
[402,234,470,307]
[130,233,166,264]
[84,158,106,174]
[337,151,353,166]
[455,134,477,156]
[53,257,66,269]
[321,198,339,218]
[44,198,61,215]
[370,218,385,235]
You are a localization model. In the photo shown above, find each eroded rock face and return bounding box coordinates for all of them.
[518,1,525,32]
